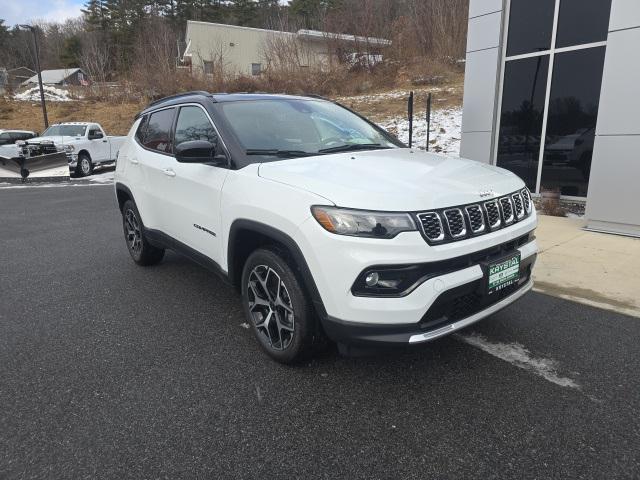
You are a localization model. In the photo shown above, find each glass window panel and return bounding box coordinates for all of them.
[541,47,606,197]
[174,106,218,148]
[144,108,175,154]
[556,0,612,48]
[497,56,550,191]
[506,0,555,56]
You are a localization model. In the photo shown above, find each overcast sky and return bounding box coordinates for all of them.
[0,0,84,27]
[0,0,294,27]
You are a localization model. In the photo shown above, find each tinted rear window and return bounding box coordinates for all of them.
[135,115,148,143]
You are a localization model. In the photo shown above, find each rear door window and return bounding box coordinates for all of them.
[143,108,176,154]
[135,115,148,144]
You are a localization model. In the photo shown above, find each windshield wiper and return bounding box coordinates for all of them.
[318,143,390,154]
[245,149,314,158]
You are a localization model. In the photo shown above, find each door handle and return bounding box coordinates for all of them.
[163,168,176,177]
[130,157,139,165]
[102,140,108,143]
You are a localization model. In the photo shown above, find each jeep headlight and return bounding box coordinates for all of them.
[311,206,416,239]
[63,145,75,152]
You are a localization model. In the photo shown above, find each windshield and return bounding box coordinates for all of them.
[219,99,401,162]
[42,125,87,137]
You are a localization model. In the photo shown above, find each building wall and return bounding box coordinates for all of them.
[459,0,504,163]
[585,0,640,237]
[185,21,330,77]
[461,0,640,237]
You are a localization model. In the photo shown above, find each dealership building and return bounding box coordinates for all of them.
[461,0,640,237]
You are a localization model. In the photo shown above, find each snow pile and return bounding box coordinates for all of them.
[379,106,462,156]
[87,170,115,184]
[14,86,73,102]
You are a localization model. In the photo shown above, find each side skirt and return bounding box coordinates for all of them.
[144,227,232,286]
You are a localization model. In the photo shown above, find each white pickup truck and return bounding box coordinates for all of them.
[24,122,126,177]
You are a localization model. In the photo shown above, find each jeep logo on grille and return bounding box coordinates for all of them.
[478,189,496,198]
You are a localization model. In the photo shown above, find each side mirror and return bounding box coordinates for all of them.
[175,140,227,166]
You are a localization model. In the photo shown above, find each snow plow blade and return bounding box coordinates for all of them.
[0,152,69,182]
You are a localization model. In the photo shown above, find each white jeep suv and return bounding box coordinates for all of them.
[114,92,537,363]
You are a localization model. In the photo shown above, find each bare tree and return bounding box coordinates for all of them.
[79,31,112,83]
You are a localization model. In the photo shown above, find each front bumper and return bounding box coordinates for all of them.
[67,153,78,169]
[296,212,538,345]
[322,266,534,346]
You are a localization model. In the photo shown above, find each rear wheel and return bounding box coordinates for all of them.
[122,200,164,266]
[241,248,321,363]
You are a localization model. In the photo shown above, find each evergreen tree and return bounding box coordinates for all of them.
[82,0,108,30]
[232,0,258,26]
[60,36,83,67]
[289,0,341,29]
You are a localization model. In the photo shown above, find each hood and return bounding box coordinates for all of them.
[27,135,83,145]
[258,149,525,211]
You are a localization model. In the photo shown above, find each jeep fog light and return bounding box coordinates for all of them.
[365,272,379,287]
[352,265,429,297]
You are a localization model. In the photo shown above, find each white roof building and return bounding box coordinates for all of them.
[183,21,391,77]
[22,68,88,86]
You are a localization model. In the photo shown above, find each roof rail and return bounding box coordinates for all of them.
[147,90,211,108]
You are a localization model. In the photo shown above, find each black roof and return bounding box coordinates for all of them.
[137,91,329,118]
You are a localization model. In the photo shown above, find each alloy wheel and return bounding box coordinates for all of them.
[247,265,295,350]
[81,158,91,175]
[124,209,142,254]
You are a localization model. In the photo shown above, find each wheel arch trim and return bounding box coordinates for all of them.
[227,219,328,320]
[115,182,137,212]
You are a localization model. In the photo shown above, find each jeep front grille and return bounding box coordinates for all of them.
[465,205,485,234]
[417,212,444,242]
[521,188,532,213]
[415,188,534,245]
[443,209,466,238]
[500,197,515,225]
[484,200,501,230]
[512,192,525,219]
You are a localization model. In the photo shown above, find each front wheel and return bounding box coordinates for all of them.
[241,248,322,364]
[76,153,93,177]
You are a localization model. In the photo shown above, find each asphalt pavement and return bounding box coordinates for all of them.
[1,184,639,479]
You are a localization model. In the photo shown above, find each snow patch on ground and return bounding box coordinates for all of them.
[379,107,462,156]
[85,170,115,184]
[14,86,73,102]
[336,87,456,104]
[455,332,581,389]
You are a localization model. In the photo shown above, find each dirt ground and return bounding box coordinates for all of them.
[333,78,464,124]
[0,100,145,136]
[0,75,464,136]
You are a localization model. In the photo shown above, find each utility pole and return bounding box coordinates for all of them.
[19,24,49,129]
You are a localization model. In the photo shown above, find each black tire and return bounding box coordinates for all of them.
[76,153,93,177]
[241,247,323,364]
[121,200,165,266]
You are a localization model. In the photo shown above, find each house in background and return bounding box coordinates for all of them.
[22,68,89,87]
[460,0,640,237]
[182,21,391,77]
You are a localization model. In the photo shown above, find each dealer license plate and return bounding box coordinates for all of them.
[486,254,520,295]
